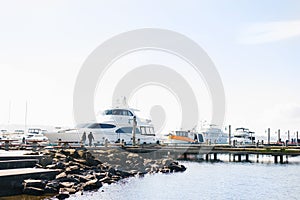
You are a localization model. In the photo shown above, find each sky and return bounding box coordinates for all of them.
[0,0,300,139]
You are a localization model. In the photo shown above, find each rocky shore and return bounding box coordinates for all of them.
[22,148,186,199]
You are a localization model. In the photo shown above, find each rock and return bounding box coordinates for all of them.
[95,172,107,180]
[129,170,139,175]
[108,167,116,176]
[55,153,67,159]
[46,164,57,169]
[46,180,60,189]
[59,182,75,188]
[168,163,187,172]
[56,161,66,169]
[99,176,111,184]
[23,187,45,196]
[72,174,91,183]
[65,175,80,183]
[161,159,173,166]
[40,156,53,167]
[73,158,87,165]
[56,192,70,200]
[111,175,121,181]
[65,165,80,174]
[82,179,102,191]
[44,186,58,194]
[86,157,102,166]
[115,170,133,178]
[63,187,77,194]
[127,153,139,159]
[56,172,67,180]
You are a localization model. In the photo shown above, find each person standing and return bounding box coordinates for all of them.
[81,132,87,145]
[88,132,94,147]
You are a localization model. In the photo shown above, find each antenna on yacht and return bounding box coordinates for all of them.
[122,96,128,108]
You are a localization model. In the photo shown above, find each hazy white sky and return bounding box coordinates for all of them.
[0,0,300,138]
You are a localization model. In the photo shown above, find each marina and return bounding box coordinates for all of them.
[0,141,299,198]
[1,1,300,199]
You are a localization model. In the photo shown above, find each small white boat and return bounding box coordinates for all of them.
[163,124,228,145]
[200,124,228,144]
[232,128,255,145]
[0,128,49,146]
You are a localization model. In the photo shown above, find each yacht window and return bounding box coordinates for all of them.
[87,123,116,129]
[127,110,134,116]
[116,127,140,134]
[105,110,113,115]
[112,110,121,115]
[198,134,204,143]
[100,124,116,129]
[110,109,134,116]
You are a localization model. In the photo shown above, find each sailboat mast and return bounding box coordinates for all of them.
[8,100,11,125]
[24,101,27,133]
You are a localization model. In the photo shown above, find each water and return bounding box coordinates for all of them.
[66,160,300,200]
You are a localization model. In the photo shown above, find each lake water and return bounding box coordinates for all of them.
[67,159,300,200]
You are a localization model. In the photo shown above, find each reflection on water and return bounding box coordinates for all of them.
[68,158,300,200]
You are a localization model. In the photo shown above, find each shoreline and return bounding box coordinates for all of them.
[18,148,186,199]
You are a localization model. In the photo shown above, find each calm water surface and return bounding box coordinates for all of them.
[67,160,300,200]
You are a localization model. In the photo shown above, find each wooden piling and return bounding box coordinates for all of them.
[183,153,187,160]
[280,155,284,164]
[245,154,249,162]
[214,153,217,161]
[229,125,232,145]
[238,154,241,162]
[268,128,271,145]
[278,129,281,143]
[274,156,278,164]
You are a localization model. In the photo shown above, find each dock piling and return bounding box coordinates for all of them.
[280,155,284,164]
[238,154,242,162]
[213,153,217,161]
[228,125,231,145]
[268,128,270,145]
[245,154,249,162]
[274,156,278,164]
[205,154,209,161]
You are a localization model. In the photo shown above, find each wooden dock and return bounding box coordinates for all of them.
[0,150,59,197]
[90,144,300,164]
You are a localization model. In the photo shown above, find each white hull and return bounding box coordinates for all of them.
[45,130,157,145]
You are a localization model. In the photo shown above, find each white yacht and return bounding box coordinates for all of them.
[232,128,255,145]
[200,124,228,144]
[44,107,157,145]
